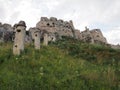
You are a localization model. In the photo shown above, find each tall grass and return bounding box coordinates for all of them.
[0,39,119,90]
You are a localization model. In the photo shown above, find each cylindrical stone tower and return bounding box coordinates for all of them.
[43,33,48,46]
[13,21,26,55]
[34,30,40,49]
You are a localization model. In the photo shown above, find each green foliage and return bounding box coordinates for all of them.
[51,36,120,65]
[0,39,120,90]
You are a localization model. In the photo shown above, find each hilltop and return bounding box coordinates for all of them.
[0,37,119,90]
[0,17,120,89]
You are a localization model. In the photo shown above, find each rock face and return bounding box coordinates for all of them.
[0,22,14,42]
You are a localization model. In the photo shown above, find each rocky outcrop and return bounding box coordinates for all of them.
[0,22,14,42]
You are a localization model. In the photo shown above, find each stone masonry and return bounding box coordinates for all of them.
[29,17,108,45]
[33,30,41,49]
[13,21,26,55]
[36,17,76,38]
[80,27,107,44]
[43,33,48,46]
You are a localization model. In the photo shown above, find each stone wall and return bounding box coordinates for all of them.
[80,27,107,44]
[36,17,76,38]
[80,27,94,43]
[90,29,107,44]
[74,29,82,39]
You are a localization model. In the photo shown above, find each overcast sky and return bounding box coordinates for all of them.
[0,0,120,44]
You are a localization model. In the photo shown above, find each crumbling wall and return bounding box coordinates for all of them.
[80,27,94,43]
[74,29,81,39]
[36,17,76,38]
[90,29,107,44]
[80,27,107,44]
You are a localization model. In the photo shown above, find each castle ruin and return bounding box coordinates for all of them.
[80,27,107,44]
[0,16,119,51]
[33,17,107,45]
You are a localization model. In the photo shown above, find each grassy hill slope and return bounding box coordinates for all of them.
[0,37,120,90]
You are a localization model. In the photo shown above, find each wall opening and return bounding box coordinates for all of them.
[35,34,37,37]
[15,45,17,47]
[47,23,50,26]
[17,29,21,32]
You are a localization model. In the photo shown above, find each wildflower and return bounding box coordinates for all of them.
[40,72,43,76]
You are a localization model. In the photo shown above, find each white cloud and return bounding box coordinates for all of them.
[0,0,120,44]
[104,28,120,45]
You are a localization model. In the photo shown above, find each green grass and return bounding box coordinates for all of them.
[0,38,120,90]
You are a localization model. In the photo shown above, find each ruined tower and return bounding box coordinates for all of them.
[13,21,26,55]
[43,33,48,46]
[34,30,40,49]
